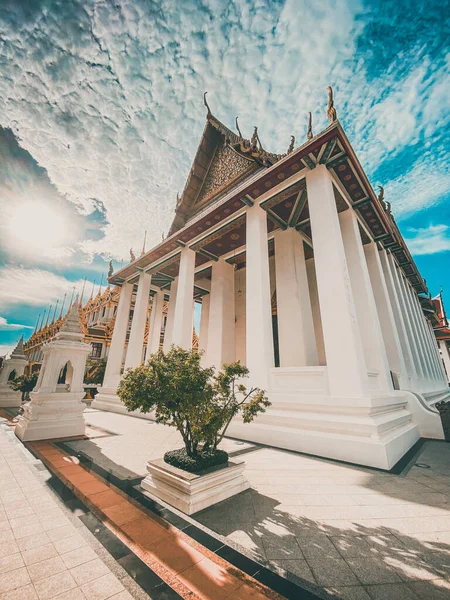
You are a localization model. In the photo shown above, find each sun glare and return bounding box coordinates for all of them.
[8,202,69,255]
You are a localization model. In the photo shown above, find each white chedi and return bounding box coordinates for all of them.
[15,303,91,442]
[0,336,28,408]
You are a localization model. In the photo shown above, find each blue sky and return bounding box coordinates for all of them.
[0,0,449,355]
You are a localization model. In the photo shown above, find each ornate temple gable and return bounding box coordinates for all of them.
[169,108,287,236]
[194,143,258,211]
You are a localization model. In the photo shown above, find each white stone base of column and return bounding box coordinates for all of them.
[224,367,422,470]
[92,387,156,421]
[0,389,22,408]
[141,458,249,515]
[15,392,86,442]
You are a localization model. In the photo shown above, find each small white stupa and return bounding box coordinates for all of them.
[15,303,91,441]
[0,336,28,407]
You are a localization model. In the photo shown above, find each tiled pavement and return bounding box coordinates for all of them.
[0,424,138,600]
[69,409,450,600]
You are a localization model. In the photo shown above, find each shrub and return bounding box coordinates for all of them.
[164,448,229,474]
[9,373,38,401]
[118,346,270,466]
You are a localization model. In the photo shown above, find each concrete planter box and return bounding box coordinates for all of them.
[141,457,249,515]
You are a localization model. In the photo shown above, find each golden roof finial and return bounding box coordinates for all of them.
[235,116,244,139]
[377,185,387,210]
[307,112,313,140]
[130,248,136,263]
[141,230,147,256]
[97,274,103,296]
[108,260,114,279]
[327,86,337,124]
[203,91,212,117]
[287,135,295,154]
[59,293,67,319]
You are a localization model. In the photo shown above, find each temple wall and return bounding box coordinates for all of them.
[306,257,326,366]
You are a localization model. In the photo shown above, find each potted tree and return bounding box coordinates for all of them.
[118,346,269,514]
[9,373,39,402]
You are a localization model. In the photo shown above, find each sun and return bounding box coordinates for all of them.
[7,201,70,256]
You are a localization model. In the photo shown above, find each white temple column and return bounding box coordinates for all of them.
[172,247,195,350]
[206,259,235,369]
[274,228,318,367]
[439,340,450,384]
[306,166,369,398]
[381,251,417,383]
[365,243,408,389]
[428,321,448,384]
[124,271,152,371]
[102,282,133,388]
[396,270,426,380]
[148,290,165,355]
[339,211,392,392]
[198,294,210,355]
[163,278,178,352]
[306,258,326,366]
[407,285,436,382]
[245,203,274,389]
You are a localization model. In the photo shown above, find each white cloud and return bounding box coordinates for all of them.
[0,0,447,264]
[0,267,91,311]
[405,224,450,256]
[0,344,15,359]
[0,316,33,330]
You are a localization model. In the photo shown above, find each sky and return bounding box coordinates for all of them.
[0,0,449,356]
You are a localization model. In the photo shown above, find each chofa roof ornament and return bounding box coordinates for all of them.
[203,91,212,117]
[307,111,313,140]
[327,86,337,124]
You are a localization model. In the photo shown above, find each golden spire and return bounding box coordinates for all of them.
[59,293,67,319]
[108,260,113,287]
[90,279,96,301]
[51,299,59,324]
[141,230,147,256]
[38,310,46,332]
[80,276,87,306]
[97,274,103,297]
[68,285,76,311]
[327,86,337,124]
[33,313,41,334]
[45,304,52,328]
[287,135,295,154]
[307,112,313,140]
[235,116,243,139]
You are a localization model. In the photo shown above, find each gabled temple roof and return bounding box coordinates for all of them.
[169,101,291,235]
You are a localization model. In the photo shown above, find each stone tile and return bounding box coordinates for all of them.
[12,522,45,540]
[80,573,124,600]
[87,490,122,510]
[41,517,73,533]
[0,566,31,593]
[365,583,421,599]
[76,480,109,497]
[0,552,24,574]
[297,534,341,559]
[27,556,67,582]
[69,558,110,585]
[22,543,58,566]
[17,531,51,551]
[33,571,77,600]
[47,526,80,543]
[272,558,316,583]
[0,583,38,600]
[49,589,86,600]
[108,591,134,600]
[345,557,402,585]
[326,587,372,600]
[0,539,19,559]
[407,579,450,600]
[102,503,143,526]
[264,537,303,560]
[52,535,87,555]
[60,546,98,569]
[307,557,360,586]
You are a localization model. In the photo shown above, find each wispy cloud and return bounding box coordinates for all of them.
[0,316,33,330]
[0,267,92,311]
[404,224,450,256]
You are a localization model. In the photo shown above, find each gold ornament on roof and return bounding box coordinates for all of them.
[129,248,136,263]
[108,260,114,278]
[307,112,313,140]
[203,91,212,117]
[327,86,337,123]
[377,185,387,210]
[287,136,295,154]
[235,116,243,139]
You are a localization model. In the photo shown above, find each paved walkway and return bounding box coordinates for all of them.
[0,421,136,600]
[70,409,450,600]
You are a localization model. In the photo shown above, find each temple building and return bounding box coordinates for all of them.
[91,89,449,470]
[431,291,450,384]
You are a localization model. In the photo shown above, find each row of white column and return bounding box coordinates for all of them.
[103,164,446,400]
